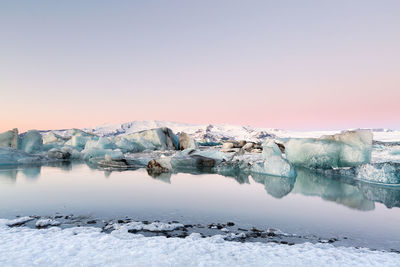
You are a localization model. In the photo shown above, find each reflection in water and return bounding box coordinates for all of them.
[147,171,172,184]
[22,166,41,179]
[358,183,400,209]
[0,169,17,184]
[1,164,399,211]
[251,173,295,199]
[293,169,375,211]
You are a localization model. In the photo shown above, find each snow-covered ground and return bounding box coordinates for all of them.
[0,219,399,267]
[82,120,400,143]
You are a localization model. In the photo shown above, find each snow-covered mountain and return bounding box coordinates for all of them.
[80,120,400,143]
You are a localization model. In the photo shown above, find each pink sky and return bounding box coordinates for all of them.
[1,1,399,132]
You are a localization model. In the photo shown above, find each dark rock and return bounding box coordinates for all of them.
[227,222,235,226]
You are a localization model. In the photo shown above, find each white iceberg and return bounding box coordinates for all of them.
[285,130,373,169]
[0,148,43,166]
[19,130,43,153]
[251,140,296,178]
[0,128,18,149]
[116,127,178,151]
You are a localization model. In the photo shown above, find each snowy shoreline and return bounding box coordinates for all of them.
[0,218,399,266]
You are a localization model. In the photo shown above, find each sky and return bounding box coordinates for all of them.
[1,0,399,132]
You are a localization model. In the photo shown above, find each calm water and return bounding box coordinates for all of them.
[0,163,399,250]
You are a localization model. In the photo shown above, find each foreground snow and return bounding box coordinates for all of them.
[0,220,399,266]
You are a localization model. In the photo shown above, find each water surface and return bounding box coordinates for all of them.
[0,163,399,250]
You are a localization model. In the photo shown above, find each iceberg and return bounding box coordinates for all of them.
[355,163,400,184]
[42,132,68,145]
[18,130,43,153]
[64,129,97,150]
[251,140,296,178]
[114,138,146,153]
[285,130,372,169]
[0,128,18,148]
[116,127,178,151]
[0,148,43,166]
[178,132,198,150]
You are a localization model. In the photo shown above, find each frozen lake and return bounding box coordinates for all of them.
[0,163,399,251]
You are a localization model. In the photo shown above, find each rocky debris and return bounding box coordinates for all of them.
[146,158,172,175]
[97,154,130,169]
[275,142,285,154]
[222,142,234,150]
[190,155,215,167]
[178,132,197,150]
[0,128,18,149]
[47,149,71,160]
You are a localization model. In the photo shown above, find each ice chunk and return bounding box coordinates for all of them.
[6,216,34,227]
[146,158,172,175]
[0,128,18,148]
[178,132,198,150]
[42,132,68,145]
[116,127,178,151]
[321,130,373,167]
[0,148,43,166]
[114,137,146,153]
[35,219,60,228]
[286,130,372,169]
[82,148,124,161]
[84,137,115,150]
[251,140,296,178]
[19,130,43,153]
[355,163,400,184]
[64,129,98,149]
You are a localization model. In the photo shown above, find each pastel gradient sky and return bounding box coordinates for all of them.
[1,0,399,132]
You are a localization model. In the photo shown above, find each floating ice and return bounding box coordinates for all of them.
[355,163,400,184]
[251,140,296,178]
[286,130,373,169]
[19,130,43,153]
[0,148,43,166]
[0,128,18,149]
[117,127,178,151]
[82,148,124,161]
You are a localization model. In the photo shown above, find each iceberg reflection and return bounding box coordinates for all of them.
[292,169,375,211]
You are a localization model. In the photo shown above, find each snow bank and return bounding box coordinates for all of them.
[0,219,399,266]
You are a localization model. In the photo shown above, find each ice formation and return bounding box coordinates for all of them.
[116,127,178,151]
[285,130,373,169]
[251,140,296,178]
[18,130,43,153]
[0,148,43,166]
[0,128,18,148]
[355,163,400,184]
